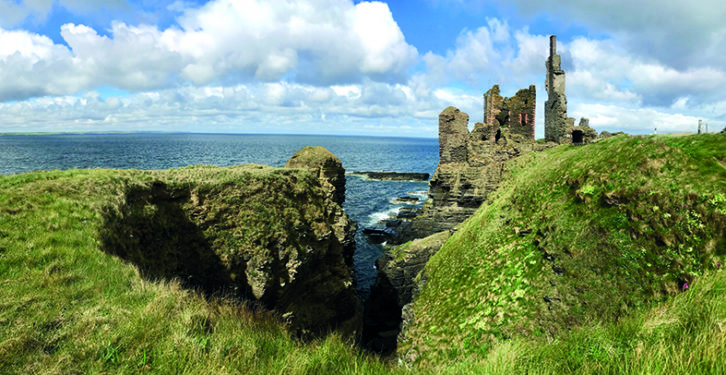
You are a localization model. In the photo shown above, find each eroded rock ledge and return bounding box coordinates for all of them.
[100,147,360,338]
[363,231,451,353]
[349,171,430,181]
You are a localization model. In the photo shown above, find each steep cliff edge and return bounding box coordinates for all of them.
[363,231,451,353]
[98,148,360,337]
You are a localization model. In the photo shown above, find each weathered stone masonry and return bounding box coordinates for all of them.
[545,35,571,143]
[483,84,536,142]
[545,35,597,145]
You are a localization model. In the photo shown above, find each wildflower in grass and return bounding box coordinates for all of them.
[683,283,689,291]
[716,262,722,268]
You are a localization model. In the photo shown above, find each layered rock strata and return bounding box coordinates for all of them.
[349,171,430,181]
[285,146,347,206]
[364,105,553,353]
[285,146,356,268]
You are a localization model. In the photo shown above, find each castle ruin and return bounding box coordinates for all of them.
[545,35,571,143]
[482,84,536,142]
[545,35,596,145]
[397,34,600,241]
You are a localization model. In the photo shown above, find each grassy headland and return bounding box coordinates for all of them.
[1,133,725,374]
[0,166,388,374]
[400,133,726,371]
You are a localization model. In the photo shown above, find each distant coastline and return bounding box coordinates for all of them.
[0,131,438,140]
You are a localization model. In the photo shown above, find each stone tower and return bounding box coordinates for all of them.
[545,35,569,143]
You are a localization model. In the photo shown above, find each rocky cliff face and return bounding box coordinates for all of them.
[284,146,356,268]
[100,148,360,338]
[285,146,347,207]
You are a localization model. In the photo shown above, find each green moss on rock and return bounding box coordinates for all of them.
[2,162,361,339]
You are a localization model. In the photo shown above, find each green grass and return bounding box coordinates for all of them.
[400,133,726,367]
[429,267,726,374]
[0,167,395,374]
[2,134,725,374]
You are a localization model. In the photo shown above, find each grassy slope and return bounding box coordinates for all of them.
[401,134,726,369]
[2,134,725,374]
[0,166,394,374]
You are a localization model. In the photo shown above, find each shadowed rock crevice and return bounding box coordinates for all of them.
[362,231,451,355]
[99,181,245,297]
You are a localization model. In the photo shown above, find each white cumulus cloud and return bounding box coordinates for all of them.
[0,0,418,101]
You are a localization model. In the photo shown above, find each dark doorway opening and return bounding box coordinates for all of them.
[572,130,584,145]
[495,129,501,144]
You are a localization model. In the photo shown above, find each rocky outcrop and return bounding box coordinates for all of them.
[349,171,430,181]
[101,149,361,339]
[392,196,420,204]
[362,104,555,353]
[363,231,451,354]
[285,146,346,206]
[438,107,470,164]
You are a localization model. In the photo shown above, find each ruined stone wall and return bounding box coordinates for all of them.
[484,86,504,132]
[483,85,536,141]
[400,106,552,240]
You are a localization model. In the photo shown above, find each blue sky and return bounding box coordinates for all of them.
[0,0,724,137]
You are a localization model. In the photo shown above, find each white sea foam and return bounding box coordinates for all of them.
[367,206,400,226]
[407,190,429,199]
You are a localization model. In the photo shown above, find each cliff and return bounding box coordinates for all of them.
[363,231,451,353]
[364,105,553,352]
[6,148,360,340]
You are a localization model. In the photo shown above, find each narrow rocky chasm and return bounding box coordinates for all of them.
[362,231,451,354]
[98,151,362,339]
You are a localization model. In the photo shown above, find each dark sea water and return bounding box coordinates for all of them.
[0,133,439,293]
